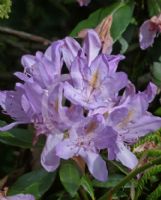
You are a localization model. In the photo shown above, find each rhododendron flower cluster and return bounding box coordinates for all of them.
[0,30,161,182]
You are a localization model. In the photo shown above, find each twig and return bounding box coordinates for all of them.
[0,26,52,45]
[5,39,30,53]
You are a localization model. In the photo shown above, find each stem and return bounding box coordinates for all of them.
[0,26,51,45]
[108,160,128,175]
[98,156,161,200]
[79,188,89,200]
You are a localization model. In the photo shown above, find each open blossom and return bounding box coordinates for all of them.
[0,36,79,134]
[64,30,126,110]
[41,82,84,134]
[0,83,34,132]
[42,114,118,181]
[64,54,127,110]
[106,82,161,169]
[139,14,161,49]
[0,78,48,134]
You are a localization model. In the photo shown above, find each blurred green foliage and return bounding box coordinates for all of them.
[0,0,11,19]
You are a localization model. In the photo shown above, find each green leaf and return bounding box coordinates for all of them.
[148,0,161,16]
[146,184,161,200]
[0,121,43,148]
[119,37,129,54]
[8,168,56,199]
[59,161,82,197]
[0,128,33,148]
[70,1,134,42]
[93,174,131,188]
[81,176,95,200]
[151,62,161,86]
[155,107,161,116]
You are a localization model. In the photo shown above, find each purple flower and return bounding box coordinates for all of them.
[21,35,82,77]
[0,84,33,131]
[0,77,48,135]
[64,53,127,110]
[61,30,126,111]
[77,0,91,6]
[0,194,35,200]
[44,36,82,71]
[20,45,63,89]
[0,42,72,134]
[41,133,63,172]
[42,114,118,181]
[139,14,161,49]
[22,29,119,78]
[106,82,161,169]
[41,81,84,134]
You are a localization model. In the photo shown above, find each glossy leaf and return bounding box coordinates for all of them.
[151,62,161,86]
[0,121,43,148]
[93,174,131,188]
[70,1,134,42]
[8,168,56,199]
[81,175,95,200]
[148,0,161,16]
[59,161,81,197]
